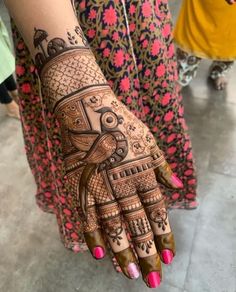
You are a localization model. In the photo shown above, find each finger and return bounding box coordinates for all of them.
[107,160,162,288]
[88,172,140,280]
[151,146,183,189]
[117,193,162,288]
[80,194,106,260]
[137,172,176,265]
[66,167,106,260]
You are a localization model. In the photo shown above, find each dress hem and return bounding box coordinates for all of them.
[174,41,236,62]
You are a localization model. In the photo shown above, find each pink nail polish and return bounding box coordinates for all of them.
[161,249,173,265]
[171,175,183,188]
[127,263,140,279]
[93,246,105,259]
[147,271,161,288]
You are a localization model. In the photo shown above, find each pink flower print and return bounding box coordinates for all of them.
[150,23,155,31]
[186,193,195,199]
[152,126,158,132]
[59,196,66,204]
[102,29,109,36]
[65,222,73,230]
[100,41,107,49]
[178,106,184,117]
[167,133,176,143]
[138,64,143,70]
[161,92,171,106]
[154,94,160,101]
[50,163,57,172]
[185,170,193,176]
[145,69,151,77]
[156,64,166,77]
[143,106,150,115]
[89,9,97,19]
[167,146,177,155]
[142,39,149,48]
[142,1,152,17]
[45,192,51,198]
[79,1,85,9]
[114,49,125,67]
[73,245,80,253]
[41,181,47,188]
[71,233,79,240]
[184,141,190,151]
[143,83,150,90]
[87,29,95,39]
[126,96,132,104]
[125,53,130,61]
[134,78,140,89]
[168,43,175,58]
[129,4,136,15]
[112,32,119,41]
[162,80,168,88]
[151,39,161,56]
[103,6,117,26]
[172,193,180,200]
[21,83,31,93]
[164,111,174,122]
[63,208,72,216]
[120,77,130,92]
[162,23,171,38]
[129,23,136,32]
[187,152,193,160]
[16,65,25,76]
[103,48,111,57]
[170,163,177,169]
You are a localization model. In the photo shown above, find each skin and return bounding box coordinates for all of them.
[4,0,182,288]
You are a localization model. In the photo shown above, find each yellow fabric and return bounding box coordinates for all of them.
[174,0,236,61]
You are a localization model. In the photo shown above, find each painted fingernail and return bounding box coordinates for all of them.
[93,246,105,259]
[161,249,173,265]
[171,175,183,188]
[147,271,161,288]
[127,263,140,279]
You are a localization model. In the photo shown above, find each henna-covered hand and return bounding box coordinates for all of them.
[36,27,181,289]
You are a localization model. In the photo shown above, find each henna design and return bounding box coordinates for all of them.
[33,27,89,71]
[103,217,123,246]
[38,31,173,257]
[136,240,153,254]
[75,26,89,47]
[149,208,168,231]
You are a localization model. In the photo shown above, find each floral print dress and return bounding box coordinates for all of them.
[11,0,197,253]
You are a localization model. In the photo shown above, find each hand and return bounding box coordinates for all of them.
[39,46,182,288]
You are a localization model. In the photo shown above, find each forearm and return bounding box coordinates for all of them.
[5,0,83,57]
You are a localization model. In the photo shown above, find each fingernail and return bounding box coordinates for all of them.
[93,246,105,259]
[127,263,140,279]
[171,175,183,188]
[147,271,161,288]
[161,249,173,265]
